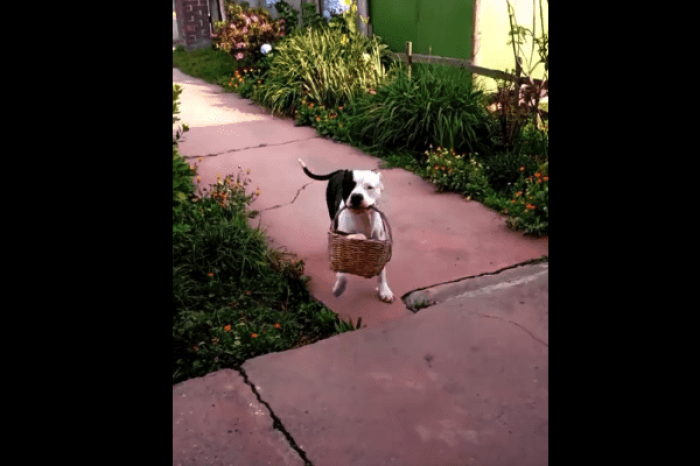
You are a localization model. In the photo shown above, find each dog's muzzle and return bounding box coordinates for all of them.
[349,194,366,209]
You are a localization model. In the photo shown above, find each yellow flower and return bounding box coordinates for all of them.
[196,175,201,182]
[198,157,203,162]
[246,168,251,174]
[254,188,260,196]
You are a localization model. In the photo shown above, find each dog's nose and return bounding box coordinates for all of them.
[349,193,364,207]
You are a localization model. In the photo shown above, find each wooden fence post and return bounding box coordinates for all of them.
[406,41,412,79]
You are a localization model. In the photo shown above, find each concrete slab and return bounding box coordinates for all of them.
[242,263,548,466]
[173,369,305,466]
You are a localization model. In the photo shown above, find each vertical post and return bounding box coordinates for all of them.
[406,41,412,79]
[357,0,369,36]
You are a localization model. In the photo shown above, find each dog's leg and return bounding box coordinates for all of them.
[333,272,348,297]
[377,268,394,303]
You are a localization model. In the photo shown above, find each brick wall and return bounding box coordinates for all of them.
[174,0,212,50]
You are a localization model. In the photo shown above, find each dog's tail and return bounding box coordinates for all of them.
[298,158,342,181]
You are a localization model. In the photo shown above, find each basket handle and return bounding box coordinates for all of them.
[329,205,392,243]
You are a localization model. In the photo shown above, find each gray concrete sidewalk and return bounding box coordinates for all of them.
[172,67,549,466]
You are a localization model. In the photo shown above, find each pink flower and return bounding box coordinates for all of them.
[279,18,286,24]
[235,52,244,60]
[236,42,246,49]
[251,15,259,22]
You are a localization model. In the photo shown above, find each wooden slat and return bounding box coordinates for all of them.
[387,52,547,89]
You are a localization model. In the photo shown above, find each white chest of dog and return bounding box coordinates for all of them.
[299,159,394,303]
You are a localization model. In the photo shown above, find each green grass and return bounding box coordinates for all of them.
[173,45,239,84]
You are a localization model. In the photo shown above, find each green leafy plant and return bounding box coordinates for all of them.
[213,2,285,65]
[328,0,368,35]
[294,98,351,141]
[345,64,495,159]
[423,147,493,200]
[251,26,393,116]
[301,1,326,30]
[173,84,195,210]
[503,171,549,236]
[273,1,299,35]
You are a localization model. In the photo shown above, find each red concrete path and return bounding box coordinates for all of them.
[172,68,548,465]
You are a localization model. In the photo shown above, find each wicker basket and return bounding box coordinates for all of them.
[328,205,393,278]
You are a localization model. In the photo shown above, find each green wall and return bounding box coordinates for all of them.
[369,0,475,60]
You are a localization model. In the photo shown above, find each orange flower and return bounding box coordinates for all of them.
[193,346,198,351]
[515,191,523,197]
[338,106,344,111]
[316,116,321,121]
[535,172,541,178]
[224,324,232,332]
[543,176,549,181]
[251,333,258,338]
[308,102,314,108]
[526,204,536,210]
[519,166,525,171]
[273,323,281,329]
[208,272,214,277]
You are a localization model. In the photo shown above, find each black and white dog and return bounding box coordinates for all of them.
[299,159,394,303]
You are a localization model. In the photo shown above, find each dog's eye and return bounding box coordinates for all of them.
[366,185,374,190]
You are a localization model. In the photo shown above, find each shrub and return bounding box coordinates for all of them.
[423,147,492,200]
[272,1,299,35]
[173,84,195,210]
[213,2,285,66]
[251,26,394,116]
[503,172,549,236]
[294,98,351,141]
[344,64,495,158]
[173,169,364,384]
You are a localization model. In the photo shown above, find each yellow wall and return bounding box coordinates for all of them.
[473,0,548,92]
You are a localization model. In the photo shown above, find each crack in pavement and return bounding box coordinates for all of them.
[478,314,548,347]
[236,365,314,466]
[181,136,321,159]
[259,182,314,213]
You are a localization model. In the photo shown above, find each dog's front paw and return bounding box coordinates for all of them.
[333,275,347,297]
[378,285,394,303]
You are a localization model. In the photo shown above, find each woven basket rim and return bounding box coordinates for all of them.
[328,205,393,243]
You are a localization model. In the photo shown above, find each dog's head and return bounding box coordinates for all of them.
[343,170,384,211]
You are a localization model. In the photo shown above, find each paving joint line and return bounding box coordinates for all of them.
[181,136,321,159]
[235,365,315,466]
[401,257,548,311]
